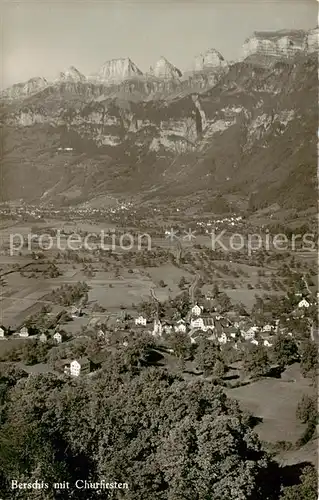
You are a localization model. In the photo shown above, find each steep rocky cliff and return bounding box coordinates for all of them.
[92,57,143,83]
[194,48,227,71]
[0,28,317,209]
[149,57,182,79]
[306,27,319,52]
[242,28,317,59]
[1,77,49,101]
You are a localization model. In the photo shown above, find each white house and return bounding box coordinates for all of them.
[241,328,255,341]
[53,332,63,344]
[191,304,203,317]
[191,317,204,329]
[70,360,81,377]
[262,324,273,333]
[263,339,273,347]
[217,332,228,344]
[207,331,217,342]
[70,357,90,377]
[174,319,187,333]
[135,315,147,326]
[190,317,214,332]
[298,299,310,309]
[163,324,173,334]
[251,339,259,345]
[0,327,5,338]
[227,327,239,339]
[19,326,29,338]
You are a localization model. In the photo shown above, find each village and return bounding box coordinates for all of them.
[0,277,317,379]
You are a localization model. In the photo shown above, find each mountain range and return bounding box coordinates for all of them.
[0,27,317,213]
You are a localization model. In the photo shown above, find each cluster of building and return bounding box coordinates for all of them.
[1,283,315,378]
[0,325,65,344]
[0,323,98,378]
[133,302,281,349]
[195,215,244,234]
[132,287,318,351]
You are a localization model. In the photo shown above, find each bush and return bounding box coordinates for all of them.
[296,421,316,448]
[243,345,270,377]
[280,465,318,500]
[296,394,317,424]
[300,340,318,377]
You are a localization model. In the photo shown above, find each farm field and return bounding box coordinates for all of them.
[144,264,194,300]
[0,338,30,357]
[225,364,317,464]
[0,275,57,328]
[87,274,153,311]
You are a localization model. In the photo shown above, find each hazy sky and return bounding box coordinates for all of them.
[1,0,317,88]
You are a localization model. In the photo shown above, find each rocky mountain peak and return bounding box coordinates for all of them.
[0,76,48,100]
[93,57,143,83]
[242,28,316,59]
[58,66,86,82]
[194,48,227,71]
[149,56,182,79]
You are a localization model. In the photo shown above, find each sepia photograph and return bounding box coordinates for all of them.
[0,0,318,498]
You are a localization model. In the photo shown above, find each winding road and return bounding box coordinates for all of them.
[189,273,200,303]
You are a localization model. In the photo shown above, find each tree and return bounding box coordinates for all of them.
[0,364,27,416]
[168,332,193,362]
[194,339,220,376]
[213,359,227,377]
[244,345,270,377]
[169,292,190,319]
[280,465,317,500]
[212,283,219,297]
[296,395,317,424]
[21,340,49,365]
[234,302,248,316]
[272,335,298,368]
[217,292,232,312]
[300,340,318,377]
[178,276,188,289]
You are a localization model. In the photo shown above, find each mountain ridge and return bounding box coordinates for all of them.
[0,28,317,213]
[2,26,317,101]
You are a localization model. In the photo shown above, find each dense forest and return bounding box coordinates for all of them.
[0,335,317,500]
